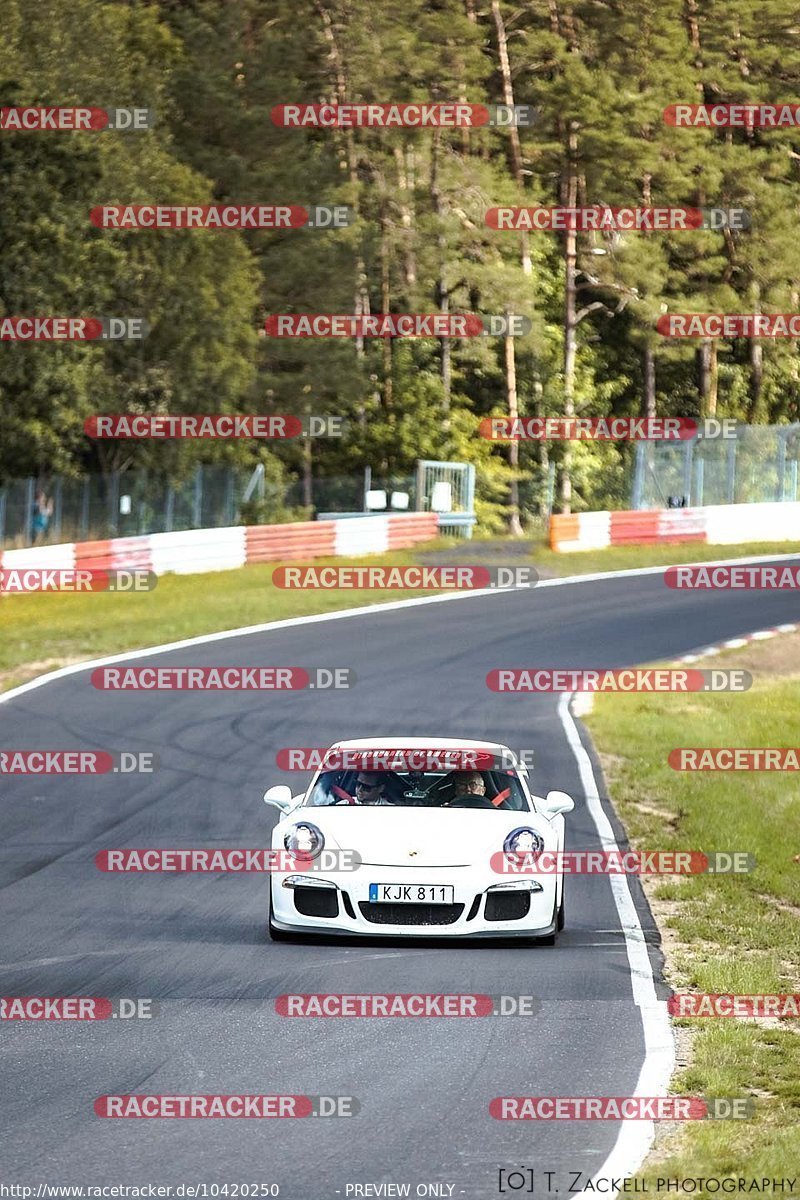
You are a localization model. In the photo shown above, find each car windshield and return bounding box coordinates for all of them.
[305,767,530,811]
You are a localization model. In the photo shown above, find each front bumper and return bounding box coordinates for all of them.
[270,863,559,938]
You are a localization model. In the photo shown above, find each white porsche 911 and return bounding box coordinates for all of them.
[264,737,574,944]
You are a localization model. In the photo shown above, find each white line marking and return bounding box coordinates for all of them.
[678,618,800,662]
[557,692,675,1193]
[3,548,800,708]
[1,546,787,1175]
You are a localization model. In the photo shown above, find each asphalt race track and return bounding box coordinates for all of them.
[2,562,798,1198]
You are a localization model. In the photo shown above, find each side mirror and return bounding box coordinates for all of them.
[263,785,293,813]
[542,790,575,818]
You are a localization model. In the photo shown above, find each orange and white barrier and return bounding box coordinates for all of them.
[0,512,439,581]
[550,500,800,552]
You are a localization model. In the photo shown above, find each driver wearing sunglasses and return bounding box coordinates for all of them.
[354,772,393,805]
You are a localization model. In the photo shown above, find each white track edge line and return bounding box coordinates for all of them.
[1,549,763,1175]
[557,692,675,1193]
[2,547,800,708]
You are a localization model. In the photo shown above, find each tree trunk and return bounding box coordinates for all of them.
[302,437,313,509]
[430,128,451,417]
[643,344,656,420]
[533,377,547,517]
[685,0,702,66]
[698,340,718,418]
[505,324,523,535]
[560,123,579,513]
[749,339,763,419]
[709,342,718,416]
[315,0,369,420]
[748,281,763,418]
[547,0,560,36]
[393,145,416,287]
[491,0,531,275]
[380,216,393,420]
[491,0,528,532]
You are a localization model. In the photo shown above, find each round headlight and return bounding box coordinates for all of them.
[284,823,325,859]
[503,827,544,857]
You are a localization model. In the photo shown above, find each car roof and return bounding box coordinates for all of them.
[327,736,516,759]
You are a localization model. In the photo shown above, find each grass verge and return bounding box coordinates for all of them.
[4,535,800,695]
[536,538,800,578]
[585,635,800,1185]
[0,548,446,693]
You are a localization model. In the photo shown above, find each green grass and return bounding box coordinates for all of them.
[4,533,800,695]
[586,645,800,1185]
[0,547,447,692]
[4,532,800,1178]
[537,538,800,578]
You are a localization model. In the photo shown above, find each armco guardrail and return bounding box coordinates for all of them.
[550,501,800,552]
[0,512,439,579]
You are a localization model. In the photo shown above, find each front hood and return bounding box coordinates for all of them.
[279,807,552,868]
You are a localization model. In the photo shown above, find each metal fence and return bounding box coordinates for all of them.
[415,460,476,537]
[0,466,259,548]
[632,424,800,509]
[0,466,378,549]
[0,463,475,549]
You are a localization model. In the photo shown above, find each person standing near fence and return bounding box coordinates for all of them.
[32,489,53,543]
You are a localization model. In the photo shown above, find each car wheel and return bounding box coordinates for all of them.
[557,885,565,931]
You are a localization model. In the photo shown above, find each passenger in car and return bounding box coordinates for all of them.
[451,770,487,798]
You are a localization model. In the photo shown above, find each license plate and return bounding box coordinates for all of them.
[369,884,454,903]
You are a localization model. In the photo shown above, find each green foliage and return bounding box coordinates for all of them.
[3,0,800,520]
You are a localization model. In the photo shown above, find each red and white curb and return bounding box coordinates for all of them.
[569,623,798,718]
[677,622,798,663]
